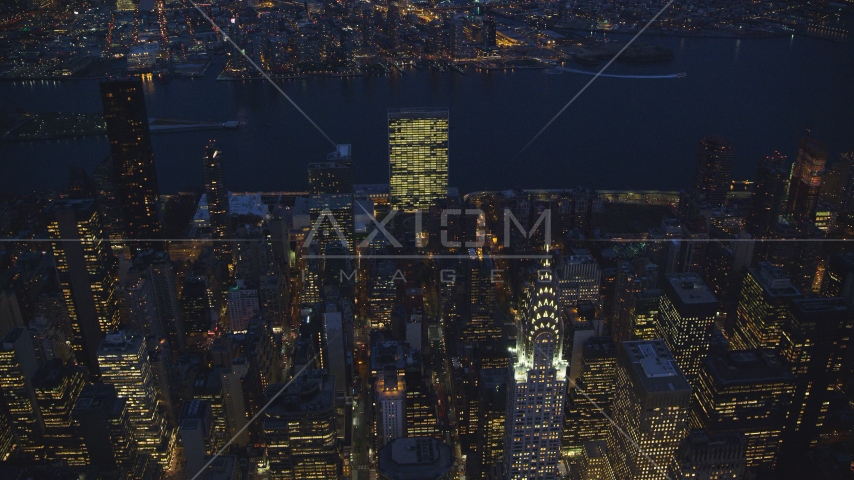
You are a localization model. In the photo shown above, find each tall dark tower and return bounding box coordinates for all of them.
[748,151,789,237]
[787,136,828,224]
[307,145,354,253]
[100,79,161,254]
[308,145,353,195]
[779,298,854,463]
[202,141,229,241]
[482,17,497,47]
[693,136,734,208]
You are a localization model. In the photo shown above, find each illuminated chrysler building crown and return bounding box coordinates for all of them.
[518,260,564,368]
[504,260,568,480]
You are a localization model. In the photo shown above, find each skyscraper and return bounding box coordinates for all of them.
[309,144,354,195]
[0,409,13,461]
[787,136,828,223]
[377,366,406,447]
[610,261,656,343]
[72,384,136,472]
[476,368,507,479]
[0,289,23,340]
[692,349,794,468]
[0,328,44,457]
[47,198,118,372]
[563,336,616,457]
[97,331,175,468]
[730,263,800,351]
[669,430,746,479]
[388,108,449,212]
[92,155,125,245]
[308,144,354,252]
[371,338,414,447]
[100,79,161,253]
[227,280,259,333]
[33,359,87,465]
[504,265,568,480]
[464,251,502,343]
[748,152,789,237]
[202,141,229,242]
[263,371,339,480]
[821,252,854,303]
[556,251,602,309]
[693,136,734,208]
[322,306,347,402]
[657,274,717,384]
[182,277,213,335]
[607,340,692,480]
[221,368,249,448]
[482,17,497,47]
[136,250,185,356]
[377,437,454,480]
[631,289,661,341]
[779,297,854,454]
[179,399,214,476]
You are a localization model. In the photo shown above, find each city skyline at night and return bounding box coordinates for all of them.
[0,0,853,479]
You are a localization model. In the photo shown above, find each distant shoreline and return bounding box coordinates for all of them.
[0,30,843,83]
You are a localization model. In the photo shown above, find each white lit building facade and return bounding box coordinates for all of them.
[504,264,568,480]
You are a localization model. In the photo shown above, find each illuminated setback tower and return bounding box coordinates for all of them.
[504,265,568,480]
[388,108,449,212]
[100,79,161,253]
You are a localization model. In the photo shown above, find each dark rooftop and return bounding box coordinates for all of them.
[377,437,454,480]
[703,349,793,386]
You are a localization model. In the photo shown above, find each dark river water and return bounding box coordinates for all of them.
[1,34,852,194]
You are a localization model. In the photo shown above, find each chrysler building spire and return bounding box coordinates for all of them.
[504,261,569,480]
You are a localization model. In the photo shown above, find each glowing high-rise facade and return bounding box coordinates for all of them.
[0,328,43,457]
[607,340,692,480]
[97,331,175,468]
[388,108,449,212]
[263,371,339,480]
[504,264,568,480]
[563,336,616,457]
[731,263,800,351]
[692,349,794,468]
[657,274,717,385]
[33,359,87,466]
[47,199,118,372]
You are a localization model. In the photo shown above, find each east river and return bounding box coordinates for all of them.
[1,34,852,194]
